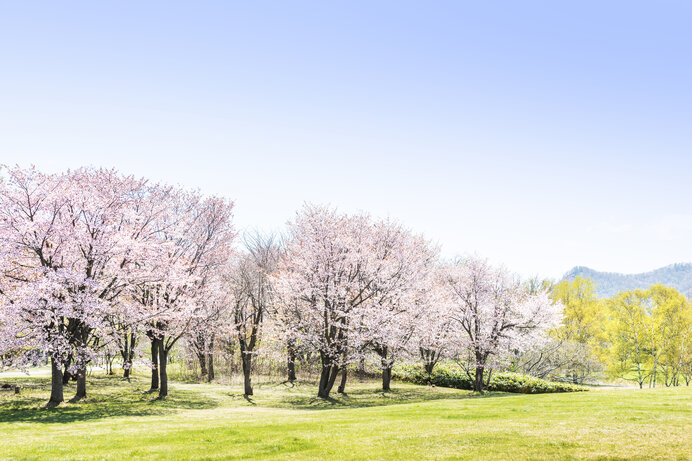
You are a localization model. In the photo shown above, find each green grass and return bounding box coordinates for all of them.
[0,373,690,460]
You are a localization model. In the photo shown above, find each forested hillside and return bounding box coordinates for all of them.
[563,263,692,298]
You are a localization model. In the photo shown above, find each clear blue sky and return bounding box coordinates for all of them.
[1,1,691,279]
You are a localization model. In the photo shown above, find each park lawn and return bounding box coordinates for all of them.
[0,374,690,460]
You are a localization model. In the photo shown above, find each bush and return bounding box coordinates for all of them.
[393,363,588,394]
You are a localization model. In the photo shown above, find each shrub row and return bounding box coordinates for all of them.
[393,363,588,394]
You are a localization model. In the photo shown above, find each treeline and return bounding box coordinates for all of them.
[0,166,566,405]
[1,166,687,408]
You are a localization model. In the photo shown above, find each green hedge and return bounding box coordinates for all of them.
[393,363,588,394]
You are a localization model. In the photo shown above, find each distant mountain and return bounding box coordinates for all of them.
[562,263,692,298]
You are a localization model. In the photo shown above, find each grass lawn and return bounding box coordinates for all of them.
[0,373,690,460]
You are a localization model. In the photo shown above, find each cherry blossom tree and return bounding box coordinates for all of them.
[273,205,383,398]
[359,221,438,391]
[0,166,567,404]
[273,205,439,397]
[0,167,75,405]
[223,233,279,395]
[442,257,562,392]
[412,270,455,375]
[0,166,161,404]
[0,165,234,403]
[187,319,220,382]
[134,193,234,398]
[272,297,305,384]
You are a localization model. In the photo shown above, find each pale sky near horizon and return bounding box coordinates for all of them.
[1,2,691,279]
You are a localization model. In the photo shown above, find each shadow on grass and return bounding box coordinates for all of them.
[268,384,517,410]
[0,375,219,424]
[0,374,525,423]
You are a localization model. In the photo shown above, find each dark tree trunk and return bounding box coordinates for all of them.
[49,358,64,406]
[207,335,215,382]
[242,352,253,396]
[318,365,330,398]
[484,369,493,389]
[287,342,297,383]
[198,352,208,378]
[74,367,87,400]
[421,348,439,375]
[474,365,485,393]
[122,332,136,380]
[382,366,392,391]
[158,342,168,398]
[317,354,340,398]
[149,339,159,391]
[337,366,348,394]
[207,352,215,382]
[62,354,73,384]
[377,346,393,391]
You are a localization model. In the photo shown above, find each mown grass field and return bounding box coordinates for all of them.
[0,373,690,460]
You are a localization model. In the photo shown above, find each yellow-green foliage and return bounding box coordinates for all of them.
[551,278,692,387]
[605,284,692,387]
[551,277,606,345]
[548,277,607,379]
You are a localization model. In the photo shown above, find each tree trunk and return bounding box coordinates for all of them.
[287,341,297,383]
[424,361,435,374]
[121,332,136,380]
[637,364,643,389]
[198,353,208,378]
[122,352,134,379]
[49,357,64,406]
[318,365,330,398]
[337,366,348,394]
[484,368,493,388]
[207,352,215,382]
[635,346,644,389]
[62,354,73,385]
[242,352,253,396]
[74,367,87,401]
[382,366,392,391]
[317,354,340,398]
[421,348,438,375]
[158,342,168,398]
[207,335,215,382]
[474,365,485,393]
[378,346,393,391]
[149,339,159,391]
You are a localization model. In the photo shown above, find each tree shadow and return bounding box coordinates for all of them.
[271,385,516,411]
[0,376,219,424]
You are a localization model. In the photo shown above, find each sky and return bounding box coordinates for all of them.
[1,1,691,279]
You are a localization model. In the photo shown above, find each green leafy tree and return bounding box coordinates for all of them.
[606,289,650,388]
[647,285,691,386]
[550,277,606,381]
[604,285,691,388]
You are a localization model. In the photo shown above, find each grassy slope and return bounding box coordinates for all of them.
[0,375,690,460]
